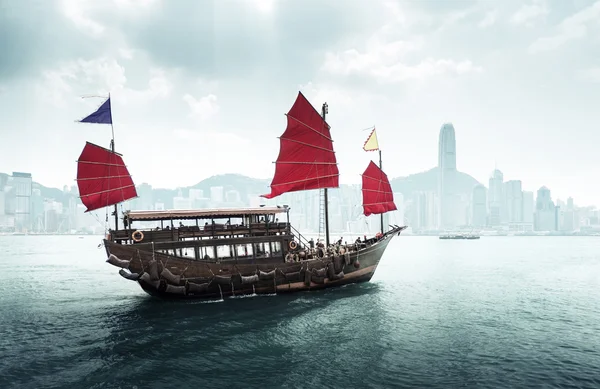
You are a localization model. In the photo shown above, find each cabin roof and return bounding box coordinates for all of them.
[125,206,289,221]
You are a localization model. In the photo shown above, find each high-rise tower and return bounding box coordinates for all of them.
[437,123,457,228]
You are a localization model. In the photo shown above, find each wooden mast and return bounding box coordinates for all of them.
[379,149,384,233]
[321,102,330,247]
[108,93,119,232]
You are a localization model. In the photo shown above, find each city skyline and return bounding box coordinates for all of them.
[1,0,599,205]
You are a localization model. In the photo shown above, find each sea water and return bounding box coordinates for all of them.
[0,235,599,388]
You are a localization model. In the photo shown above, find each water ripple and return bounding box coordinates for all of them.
[1,236,600,388]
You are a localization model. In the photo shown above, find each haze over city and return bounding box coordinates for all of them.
[1,0,599,205]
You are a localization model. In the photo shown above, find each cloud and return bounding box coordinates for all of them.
[35,57,173,107]
[510,0,549,27]
[579,67,600,82]
[322,50,482,83]
[318,2,483,84]
[183,94,220,121]
[529,1,600,53]
[478,10,497,28]
[60,0,105,36]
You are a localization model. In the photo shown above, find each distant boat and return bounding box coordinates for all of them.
[439,233,480,240]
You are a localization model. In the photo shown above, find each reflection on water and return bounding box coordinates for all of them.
[1,236,600,388]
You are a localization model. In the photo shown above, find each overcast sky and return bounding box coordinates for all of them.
[1,0,599,205]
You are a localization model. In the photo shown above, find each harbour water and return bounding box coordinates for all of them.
[1,235,599,388]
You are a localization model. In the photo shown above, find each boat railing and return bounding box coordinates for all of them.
[289,225,312,251]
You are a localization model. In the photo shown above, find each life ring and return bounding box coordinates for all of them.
[132,230,144,242]
[289,241,298,250]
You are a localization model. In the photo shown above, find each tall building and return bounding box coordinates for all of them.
[487,169,504,226]
[210,186,224,203]
[504,180,523,223]
[413,191,437,230]
[437,123,457,228]
[471,184,487,227]
[11,172,32,232]
[534,186,556,231]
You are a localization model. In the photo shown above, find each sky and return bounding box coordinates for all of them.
[0,0,599,205]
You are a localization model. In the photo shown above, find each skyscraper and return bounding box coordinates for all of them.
[504,180,523,223]
[437,123,457,228]
[471,184,487,227]
[11,172,32,232]
[534,186,556,231]
[487,169,504,226]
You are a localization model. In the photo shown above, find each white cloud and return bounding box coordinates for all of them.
[36,58,172,107]
[113,0,159,9]
[118,48,135,60]
[579,67,600,82]
[251,0,276,13]
[299,82,360,109]
[60,0,105,36]
[529,1,600,53]
[479,10,497,28]
[510,0,549,27]
[322,49,482,83]
[183,94,220,121]
[320,3,482,83]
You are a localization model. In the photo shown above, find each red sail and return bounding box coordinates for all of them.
[262,91,339,199]
[361,161,397,216]
[76,142,138,212]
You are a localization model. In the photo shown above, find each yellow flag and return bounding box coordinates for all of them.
[363,128,379,151]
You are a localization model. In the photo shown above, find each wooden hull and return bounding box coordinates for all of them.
[103,227,405,300]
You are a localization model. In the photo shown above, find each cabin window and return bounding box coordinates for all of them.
[216,245,234,260]
[236,244,252,258]
[271,241,282,255]
[254,242,270,258]
[180,248,196,260]
[200,246,212,260]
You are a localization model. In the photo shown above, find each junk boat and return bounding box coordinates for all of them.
[75,92,407,299]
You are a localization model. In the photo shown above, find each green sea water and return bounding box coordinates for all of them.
[1,235,599,389]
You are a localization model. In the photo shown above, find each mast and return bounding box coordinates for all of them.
[379,149,383,233]
[108,93,119,231]
[322,102,330,247]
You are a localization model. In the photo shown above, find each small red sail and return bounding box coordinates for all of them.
[361,161,397,216]
[262,91,339,199]
[76,142,138,212]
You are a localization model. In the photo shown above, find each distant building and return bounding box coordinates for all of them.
[11,172,32,232]
[437,123,458,228]
[210,186,224,203]
[189,189,204,201]
[534,186,556,231]
[487,169,504,227]
[173,196,192,210]
[471,184,487,227]
[413,191,437,230]
[504,180,523,223]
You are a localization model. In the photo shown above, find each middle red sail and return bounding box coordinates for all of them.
[262,91,339,199]
[362,161,397,216]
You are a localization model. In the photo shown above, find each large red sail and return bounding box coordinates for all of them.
[361,161,397,216]
[76,142,138,212]
[262,91,339,199]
